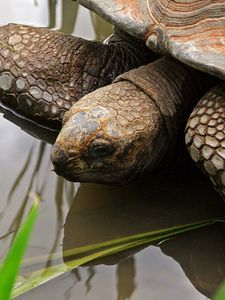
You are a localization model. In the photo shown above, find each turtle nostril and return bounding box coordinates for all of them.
[51,144,69,174]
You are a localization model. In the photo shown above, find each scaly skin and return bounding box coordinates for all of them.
[0,24,157,128]
[51,57,215,184]
[185,83,225,197]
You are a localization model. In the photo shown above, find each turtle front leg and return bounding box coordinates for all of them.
[185,83,225,197]
[0,24,156,128]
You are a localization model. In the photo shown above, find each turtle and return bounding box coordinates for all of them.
[52,0,225,196]
[0,1,224,197]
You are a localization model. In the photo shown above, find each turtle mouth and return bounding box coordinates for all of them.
[57,166,140,185]
[51,143,141,184]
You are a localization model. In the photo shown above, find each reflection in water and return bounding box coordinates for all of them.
[2,141,48,244]
[45,176,65,269]
[63,172,225,299]
[116,257,136,300]
[64,269,81,300]
[0,105,58,144]
[64,269,82,300]
[0,111,77,274]
[161,225,225,298]
[85,266,96,293]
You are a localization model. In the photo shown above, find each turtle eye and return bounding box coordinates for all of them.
[89,140,115,158]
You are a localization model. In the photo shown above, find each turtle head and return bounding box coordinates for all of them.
[51,82,164,184]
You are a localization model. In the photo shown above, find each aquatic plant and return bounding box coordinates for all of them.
[0,195,40,300]
[11,216,225,298]
[213,280,225,300]
[0,191,224,300]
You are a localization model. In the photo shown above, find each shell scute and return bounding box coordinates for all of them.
[78,0,225,78]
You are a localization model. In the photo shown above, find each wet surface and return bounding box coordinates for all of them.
[0,1,224,300]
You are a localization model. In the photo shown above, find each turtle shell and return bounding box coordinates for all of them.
[78,0,225,80]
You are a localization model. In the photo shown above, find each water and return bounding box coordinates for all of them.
[0,1,224,299]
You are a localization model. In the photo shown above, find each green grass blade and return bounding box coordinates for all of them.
[19,216,225,269]
[0,195,40,300]
[18,217,225,267]
[12,239,144,298]
[213,280,225,300]
[18,217,225,271]
[12,217,225,298]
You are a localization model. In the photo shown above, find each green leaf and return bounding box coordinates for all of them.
[213,280,225,300]
[12,216,225,298]
[0,194,40,300]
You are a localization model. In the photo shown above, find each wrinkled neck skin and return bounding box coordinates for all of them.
[0,24,157,128]
[51,57,216,185]
[115,57,217,172]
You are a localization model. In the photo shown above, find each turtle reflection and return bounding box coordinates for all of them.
[63,171,225,299]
